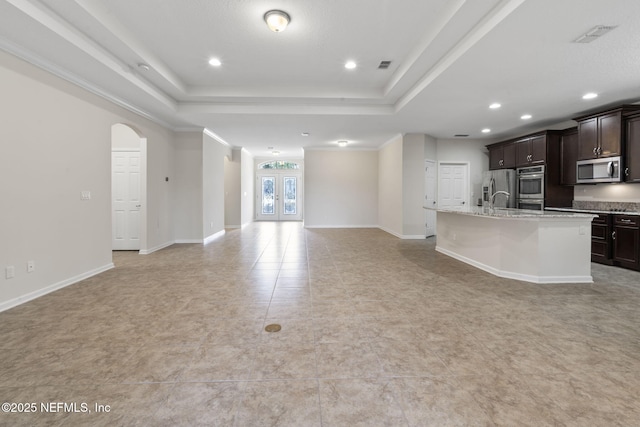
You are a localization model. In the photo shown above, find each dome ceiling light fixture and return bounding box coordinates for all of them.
[264,10,290,32]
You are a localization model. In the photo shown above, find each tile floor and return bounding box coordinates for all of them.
[1,222,640,426]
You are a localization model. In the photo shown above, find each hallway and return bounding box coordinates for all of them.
[1,222,639,426]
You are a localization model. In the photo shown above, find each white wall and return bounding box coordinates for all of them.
[437,138,489,206]
[224,149,242,228]
[378,136,404,235]
[304,150,378,227]
[173,132,203,242]
[0,50,176,310]
[203,132,232,239]
[403,134,427,237]
[241,149,255,226]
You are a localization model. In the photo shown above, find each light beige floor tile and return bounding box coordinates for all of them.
[236,379,321,427]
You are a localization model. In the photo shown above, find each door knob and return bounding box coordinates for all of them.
[462,201,465,205]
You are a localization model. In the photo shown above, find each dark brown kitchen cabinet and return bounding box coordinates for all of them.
[612,215,640,270]
[560,127,578,185]
[488,142,515,170]
[625,113,640,182]
[515,135,546,166]
[574,105,640,160]
[591,214,613,265]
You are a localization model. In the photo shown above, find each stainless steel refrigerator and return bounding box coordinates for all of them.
[482,169,516,208]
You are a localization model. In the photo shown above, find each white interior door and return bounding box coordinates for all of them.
[256,172,302,221]
[438,162,469,211]
[112,151,141,249]
[424,160,437,237]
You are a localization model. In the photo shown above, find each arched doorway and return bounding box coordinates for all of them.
[256,160,303,221]
[111,123,147,251]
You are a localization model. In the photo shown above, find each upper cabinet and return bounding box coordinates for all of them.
[515,134,546,166]
[574,105,640,160]
[488,142,515,170]
[560,127,578,185]
[626,113,640,182]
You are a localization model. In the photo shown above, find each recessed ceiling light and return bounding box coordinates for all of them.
[521,114,532,120]
[272,150,280,156]
[482,128,491,134]
[345,61,357,70]
[489,103,501,109]
[582,92,598,100]
[264,10,290,32]
[301,132,310,137]
[338,140,348,147]
[208,58,222,67]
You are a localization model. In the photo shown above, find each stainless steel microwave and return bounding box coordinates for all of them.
[576,156,622,184]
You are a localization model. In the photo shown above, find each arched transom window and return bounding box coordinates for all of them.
[258,160,300,170]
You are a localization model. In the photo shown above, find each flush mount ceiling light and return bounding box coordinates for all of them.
[264,10,290,32]
[582,92,598,100]
[345,61,357,70]
[301,132,310,137]
[338,140,348,147]
[137,63,150,71]
[481,128,491,134]
[521,114,532,120]
[208,58,222,67]
[489,103,501,109]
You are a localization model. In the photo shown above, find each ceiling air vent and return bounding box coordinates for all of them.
[378,60,392,69]
[573,25,617,43]
[454,134,469,138]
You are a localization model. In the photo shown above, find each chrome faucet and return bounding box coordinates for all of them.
[489,191,510,209]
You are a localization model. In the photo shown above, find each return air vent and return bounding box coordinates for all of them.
[454,134,469,138]
[573,25,617,43]
[378,60,392,69]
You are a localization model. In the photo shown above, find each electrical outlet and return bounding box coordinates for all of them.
[27,260,35,273]
[5,266,15,279]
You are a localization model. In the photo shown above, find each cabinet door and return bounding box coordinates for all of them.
[515,139,531,166]
[502,143,516,168]
[626,115,640,181]
[613,225,639,266]
[529,135,546,164]
[578,117,598,160]
[561,129,578,185]
[489,146,503,170]
[598,111,622,158]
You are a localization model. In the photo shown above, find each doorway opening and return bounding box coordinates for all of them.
[111,123,147,252]
[256,160,303,221]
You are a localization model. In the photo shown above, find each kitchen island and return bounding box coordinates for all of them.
[427,206,595,284]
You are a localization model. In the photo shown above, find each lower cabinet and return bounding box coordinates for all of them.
[612,215,640,269]
[591,214,640,271]
[591,214,613,265]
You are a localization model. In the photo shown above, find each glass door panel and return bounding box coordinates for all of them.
[256,173,302,221]
[261,177,275,215]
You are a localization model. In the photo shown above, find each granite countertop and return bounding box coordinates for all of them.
[424,205,596,219]
[546,207,640,216]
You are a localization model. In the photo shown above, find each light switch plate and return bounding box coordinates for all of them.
[6,266,15,279]
[81,190,91,200]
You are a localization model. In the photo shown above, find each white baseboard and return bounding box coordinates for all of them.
[204,229,225,245]
[0,263,115,313]
[436,246,593,284]
[304,224,379,229]
[225,225,242,229]
[174,239,203,244]
[139,241,173,255]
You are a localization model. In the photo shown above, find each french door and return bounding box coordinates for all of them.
[256,173,303,221]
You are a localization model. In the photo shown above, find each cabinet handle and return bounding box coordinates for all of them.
[593,147,597,155]
[612,231,616,240]
[625,167,629,177]
[597,146,602,156]
[620,219,632,223]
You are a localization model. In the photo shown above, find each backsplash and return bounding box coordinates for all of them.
[573,200,640,212]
